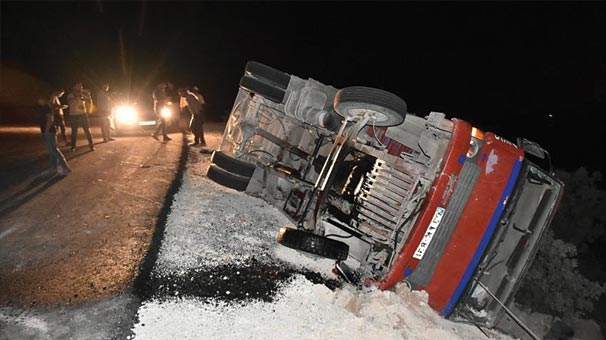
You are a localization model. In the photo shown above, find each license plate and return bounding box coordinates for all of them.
[412,207,445,260]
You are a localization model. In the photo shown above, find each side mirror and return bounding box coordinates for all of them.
[516,137,553,174]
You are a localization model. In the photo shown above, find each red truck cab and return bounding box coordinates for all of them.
[378,120,562,325]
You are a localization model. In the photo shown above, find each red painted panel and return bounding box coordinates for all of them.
[424,133,524,312]
[378,119,472,289]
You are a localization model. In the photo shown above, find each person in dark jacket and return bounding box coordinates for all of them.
[49,89,68,144]
[151,82,172,142]
[178,88,192,134]
[179,87,206,146]
[96,83,115,142]
[37,97,70,176]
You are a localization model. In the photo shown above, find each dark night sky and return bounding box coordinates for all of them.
[2,2,606,172]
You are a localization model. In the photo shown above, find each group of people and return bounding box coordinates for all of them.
[37,81,207,177]
[152,82,207,146]
[37,82,100,176]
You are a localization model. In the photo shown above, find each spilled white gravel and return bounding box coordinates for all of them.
[130,152,509,340]
[155,178,288,273]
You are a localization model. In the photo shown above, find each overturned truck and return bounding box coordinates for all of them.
[207,62,563,327]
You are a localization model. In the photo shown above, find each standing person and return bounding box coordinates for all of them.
[179,87,206,146]
[151,82,172,142]
[96,83,115,142]
[67,82,95,151]
[49,89,68,144]
[190,86,207,145]
[178,88,191,134]
[37,97,71,176]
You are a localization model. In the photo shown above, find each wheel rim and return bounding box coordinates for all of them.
[349,108,390,123]
[336,103,404,127]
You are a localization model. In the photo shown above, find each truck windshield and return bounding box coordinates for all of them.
[455,161,564,327]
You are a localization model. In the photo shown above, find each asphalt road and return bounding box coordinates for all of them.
[0,125,184,308]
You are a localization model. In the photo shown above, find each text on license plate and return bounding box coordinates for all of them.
[412,207,446,260]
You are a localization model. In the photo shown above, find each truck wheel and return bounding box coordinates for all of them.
[245,61,291,90]
[210,151,256,178]
[239,76,286,104]
[334,86,407,127]
[207,164,251,192]
[276,227,349,261]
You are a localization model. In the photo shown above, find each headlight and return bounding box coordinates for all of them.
[467,138,480,158]
[160,106,173,119]
[114,105,138,124]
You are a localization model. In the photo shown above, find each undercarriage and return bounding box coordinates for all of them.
[215,65,453,282]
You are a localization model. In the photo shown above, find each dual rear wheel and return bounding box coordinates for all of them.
[206,151,256,192]
[206,151,351,262]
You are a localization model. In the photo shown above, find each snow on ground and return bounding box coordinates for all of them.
[130,154,510,340]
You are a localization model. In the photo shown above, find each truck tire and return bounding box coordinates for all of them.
[207,164,251,192]
[334,86,407,127]
[276,227,349,261]
[245,61,291,90]
[239,76,286,104]
[210,151,256,178]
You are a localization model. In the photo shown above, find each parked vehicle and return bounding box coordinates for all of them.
[208,61,564,327]
[109,93,174,135]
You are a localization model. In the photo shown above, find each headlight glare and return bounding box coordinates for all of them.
[114,105,138,124]
[160,106,172,119]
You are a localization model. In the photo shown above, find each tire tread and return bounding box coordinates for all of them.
[211,151,256,178]
[239,76,286,104]
[277,227,349,261]
[245,61,290,89]
[207,164,250,191]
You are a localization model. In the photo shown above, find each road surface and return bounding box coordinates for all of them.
[0,124,185,307]
[0,124,191,339]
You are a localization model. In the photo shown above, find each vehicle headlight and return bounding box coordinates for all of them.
[160,106,173,119]
[114,105,138,124]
